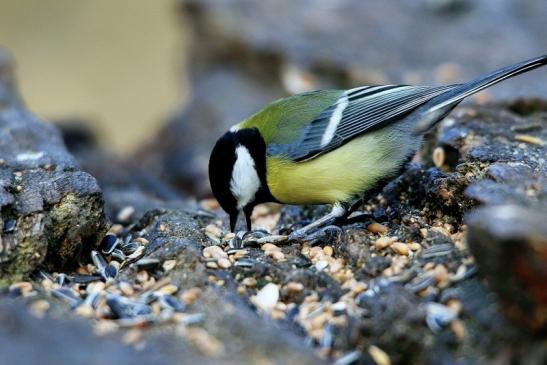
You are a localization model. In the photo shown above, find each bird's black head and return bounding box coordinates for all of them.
[208,127,274,232]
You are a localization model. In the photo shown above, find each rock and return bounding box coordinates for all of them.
[57,121,189,224]
[466,205,547,333]
[0,49,107,283]
[0,298,222,365]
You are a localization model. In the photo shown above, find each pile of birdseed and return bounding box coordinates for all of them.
[196,196,478,364]
[6,223,215,354]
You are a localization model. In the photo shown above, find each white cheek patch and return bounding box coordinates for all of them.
[230,145,261,210]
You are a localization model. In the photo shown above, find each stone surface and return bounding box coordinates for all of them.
[466,206,547,333]
[0,49,108,283]
[58,122,188,223]
[0,299,221,365]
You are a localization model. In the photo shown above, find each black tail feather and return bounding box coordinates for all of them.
[413,55,547,134]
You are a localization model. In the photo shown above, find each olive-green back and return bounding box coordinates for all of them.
[237,90,343,144]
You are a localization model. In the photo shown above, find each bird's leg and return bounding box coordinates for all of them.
[289,202,349,240]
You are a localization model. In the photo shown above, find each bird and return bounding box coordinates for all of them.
[208,55,547,236]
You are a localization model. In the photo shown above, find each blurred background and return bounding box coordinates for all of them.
[0,0,185,152]
[1,0,546,197]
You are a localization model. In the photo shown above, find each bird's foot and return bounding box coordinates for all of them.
[288,212,379,242]
[229,230,288,248]
[290,225,343,244]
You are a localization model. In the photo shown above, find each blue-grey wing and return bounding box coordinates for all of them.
[268,84,458,161]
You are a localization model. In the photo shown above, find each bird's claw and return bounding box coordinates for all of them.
[229,230,288,248]
[288,225,343,244]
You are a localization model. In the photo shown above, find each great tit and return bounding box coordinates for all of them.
[209,55,547,234]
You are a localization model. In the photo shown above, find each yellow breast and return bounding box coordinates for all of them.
[266,127,419,205]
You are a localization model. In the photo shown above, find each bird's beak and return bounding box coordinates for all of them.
[229,211,239,232]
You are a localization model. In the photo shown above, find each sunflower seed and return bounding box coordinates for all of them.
[333,350,361,365]
[104,264,118,279]
[101,234,119,255]
[425,302,458,333]
[90,250,107,274]
[120,241,139,255]
[3,218,16,233]
[159,295,186,312]
[421,244,454,258]
[52,288,82,308]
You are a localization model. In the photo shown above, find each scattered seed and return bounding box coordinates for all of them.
[421,244,453,258]
[323,246,334,256]
[391,243,409,256]
[333,350,361,365]
[202,245,227,260]
[75,304,95,318]
[309,246,323,258]
[29,300,50,318]
[135,258,161,271]
[123,329,142,345]
[252,283,279,313]
[514,134,545,145]
[119,281,135,296]
[217,257,232,269]
[261,243,281,252]
[408,243,421,251]
[117,206,135,223]
[255,235,288,244]
[155,284,178,296]
[432,146,445,168]
[9,281,33,296]
[163,260,177,272]
[348,283,366,295]
[367,222,388,234]
[134,237,149,245]
[185,327,224,358]
[432,265,449,286]
[329,259,344,274]
[374,236,396,250]
[101,234,119,254]
[52,288,81,307]
[200,198,220,211]
[108,224,124,235]
[451,319,466,340]
[315,261,329,271]
[331,301,347,315]
[368,345,391,365]
[242,277,257,288]
[181,288,202,305]
[94,320,119,336]
[3,219,16,233]
[286,282,304,296]
[204,224,223,243]
[270,309,286,320]
[120,241,139,255]
[405,275,435,293]
[159,295,186,312]
[425,302,458,333]
[136,271,149,283]
[104,264,118,279]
